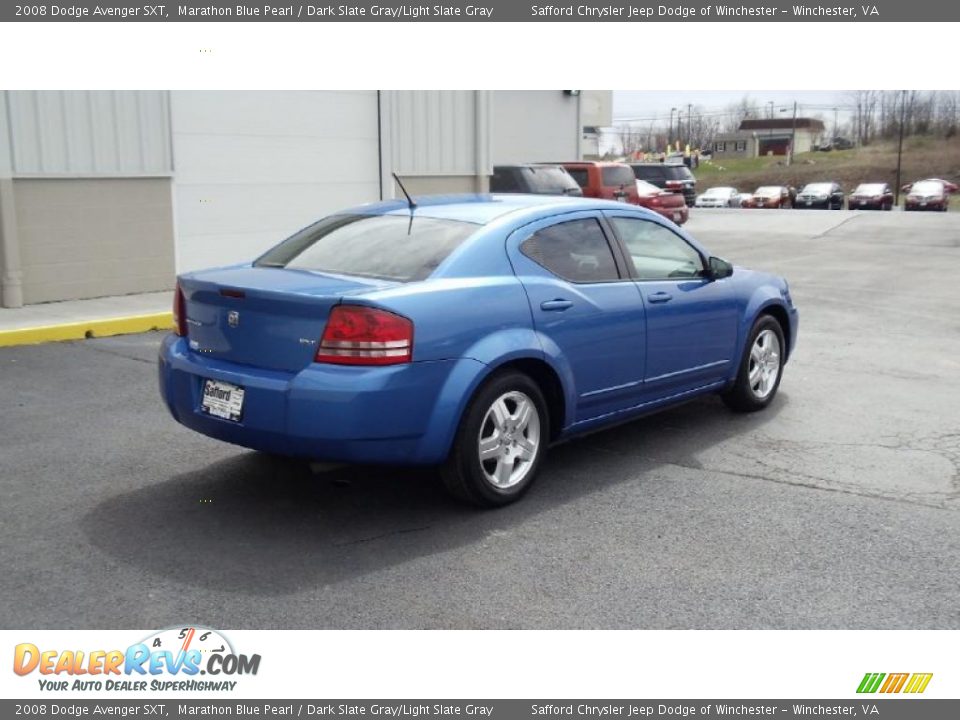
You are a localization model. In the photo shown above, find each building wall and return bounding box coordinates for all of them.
[6,91,171,176]
[14,178,174,304]
[0,91,174,306]
[491,91,580,164]
[380,90,489,198]
[712,135,756,157]
[171,91,382,273]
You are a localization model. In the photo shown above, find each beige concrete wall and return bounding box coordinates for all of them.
[13,178,175,304]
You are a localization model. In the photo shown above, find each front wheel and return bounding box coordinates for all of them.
[722,316,786,412]
[440,370,549,507]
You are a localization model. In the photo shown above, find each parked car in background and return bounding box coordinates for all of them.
[490,164,583,196]
[634,179,689,225]
[561,161,640,204]
[795,182,845,209]
[904,179,951,211]
[744,186,792,209]
[848,183,894,210]
[909,178,959,194]
[695,186,740,208]
[735,191,753,207]
[159,194,797,507]
[629,163,698,207]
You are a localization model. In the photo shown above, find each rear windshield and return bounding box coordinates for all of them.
[521,166,581,194]
[254,214,479,282]
[662,165,694,182]
[631,165,665,181]
[601,166,636,188]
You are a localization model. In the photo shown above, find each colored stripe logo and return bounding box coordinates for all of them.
[857,673,933,694]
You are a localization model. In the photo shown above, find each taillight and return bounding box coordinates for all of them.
[173,282,187,336]
[315,305,413,366]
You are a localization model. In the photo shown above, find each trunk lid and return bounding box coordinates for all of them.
[180,265,399,372]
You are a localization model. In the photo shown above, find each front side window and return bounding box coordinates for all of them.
[610,217,705,281]
[255,214,479,282]
[521,218,620,283]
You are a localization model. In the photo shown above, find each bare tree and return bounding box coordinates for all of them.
[722,95,761,133]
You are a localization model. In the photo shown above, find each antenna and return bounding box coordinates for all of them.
[392,172,417,210]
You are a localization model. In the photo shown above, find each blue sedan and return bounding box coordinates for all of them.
[159,194,798,506]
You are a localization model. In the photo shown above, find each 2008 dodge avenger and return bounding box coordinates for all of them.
[159,194,798,506]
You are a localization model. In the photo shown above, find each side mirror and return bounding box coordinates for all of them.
[708,256,733,280]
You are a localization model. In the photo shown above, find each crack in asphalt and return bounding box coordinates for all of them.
[78,342,158,366]
[577,437,959,513]
[813,213,862,238]
[332,525,434,547]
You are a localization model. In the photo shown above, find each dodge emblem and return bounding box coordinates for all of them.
[227,310,240,328]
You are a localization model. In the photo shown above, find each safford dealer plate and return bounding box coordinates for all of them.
[201,379,245,422]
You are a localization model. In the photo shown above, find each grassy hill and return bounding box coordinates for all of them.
[694,136,960,192]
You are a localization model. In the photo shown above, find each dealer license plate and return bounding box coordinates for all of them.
[806,201,812,206]
[201,379,245,422]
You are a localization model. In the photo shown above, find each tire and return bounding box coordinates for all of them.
[722,315,786,413]
[440,370,550,507]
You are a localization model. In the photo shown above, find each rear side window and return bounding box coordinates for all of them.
[601,166,636,188]
[255,214,478,282]
[521,218,620,283]
[490,167,522,192]
[565,168,589,188]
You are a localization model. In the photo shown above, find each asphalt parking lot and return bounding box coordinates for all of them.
[2,209,958,630]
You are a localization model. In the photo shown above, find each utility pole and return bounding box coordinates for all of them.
[788,101,798,166]
[767,101,774,119]
[687,103,692,146]
[895,90,907,206]
[669,107,676,151]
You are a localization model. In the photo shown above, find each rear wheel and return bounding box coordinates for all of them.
[722,315,785,413]
[440,370,549,507]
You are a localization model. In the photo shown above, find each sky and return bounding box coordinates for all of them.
[613,90,853,126]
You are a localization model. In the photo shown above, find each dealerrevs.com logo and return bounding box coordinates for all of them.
[13,626,261,692]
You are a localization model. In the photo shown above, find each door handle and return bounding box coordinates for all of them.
[647,291,673,304]
[540,299,573,312]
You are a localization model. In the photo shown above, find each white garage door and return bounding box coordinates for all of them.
[171,91,381,273]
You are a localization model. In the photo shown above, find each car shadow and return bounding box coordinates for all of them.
[82,393,788,597]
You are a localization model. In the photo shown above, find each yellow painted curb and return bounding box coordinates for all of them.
[0,312,174,348]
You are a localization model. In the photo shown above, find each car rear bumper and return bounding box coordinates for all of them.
[650,205,689,225]
[158,334,481,464]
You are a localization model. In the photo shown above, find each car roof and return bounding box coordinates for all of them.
[337,193,650,225]
[556,161,629,168]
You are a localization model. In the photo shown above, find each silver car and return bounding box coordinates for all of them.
[695,186,741,208]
